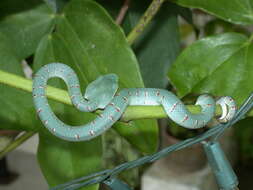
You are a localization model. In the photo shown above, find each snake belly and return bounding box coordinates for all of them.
[33,63,219,142]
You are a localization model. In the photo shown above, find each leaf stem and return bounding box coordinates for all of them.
[127,0,165,45]
[0,132,36,159]
[116,0,131,25]
[2,69,251,121]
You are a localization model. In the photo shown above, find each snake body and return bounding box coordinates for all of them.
[32,63,236,141]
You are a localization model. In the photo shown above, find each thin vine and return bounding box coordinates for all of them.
[127,0,165,45]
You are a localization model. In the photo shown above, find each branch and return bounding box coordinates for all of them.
[0,70,70,104]
[127,0,165,45]
[116,0,130,25]
[2,69,251,121]
[0,132,36,159]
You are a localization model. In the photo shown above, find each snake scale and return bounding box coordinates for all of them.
[32,63,236,141]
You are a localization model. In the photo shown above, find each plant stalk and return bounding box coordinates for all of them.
[127,0,165,45]
[0,131,36,159]
[116,0,131,25]
[1,69,251,121]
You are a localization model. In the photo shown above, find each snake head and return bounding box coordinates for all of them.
[84,74,119,109]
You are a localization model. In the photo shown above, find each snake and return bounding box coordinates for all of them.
[32,63,237,141]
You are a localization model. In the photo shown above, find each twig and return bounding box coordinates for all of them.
[0,132,36,159]
[115,0,130,25]
[1,69,253,120]
[2,69,252,122]
[127,0,165,45]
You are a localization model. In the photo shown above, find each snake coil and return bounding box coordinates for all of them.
[32,63,236,141]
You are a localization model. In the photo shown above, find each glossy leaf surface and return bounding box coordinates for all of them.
[175,0,253,25]
[169,33,253,105]
[0,0,55,60]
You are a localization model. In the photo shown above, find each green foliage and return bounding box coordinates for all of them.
[33,0,158,187]
[168,0,253,169]
[97,0,182,88]
[38,133,102,190]
[169,33,253,105]
[0,33,39,131]
[0,0,253,189]
[0,0,55,60]
[122,1,181,88]
[174,0,253,25]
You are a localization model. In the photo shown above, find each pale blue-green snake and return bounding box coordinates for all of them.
[32,63,236,141]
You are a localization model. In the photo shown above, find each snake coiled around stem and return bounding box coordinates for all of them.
[32,63,236,141]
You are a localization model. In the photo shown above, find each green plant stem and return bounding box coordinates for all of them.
[0,70,70,104]
[0,131,36,159]
[127,0,165,45]
[123,105,219,121]
[2,69,252,121]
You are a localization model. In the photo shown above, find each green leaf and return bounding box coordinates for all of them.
[174,0,253,25]
[113,120,158,153]
[0,0,55,60]
[0,33,39,131]
[168,32,253,104]
[36,0,158,153]
[96,1,181,88]
[123,1,180,88]
[33,0,158,188]
[38,133,102,190]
